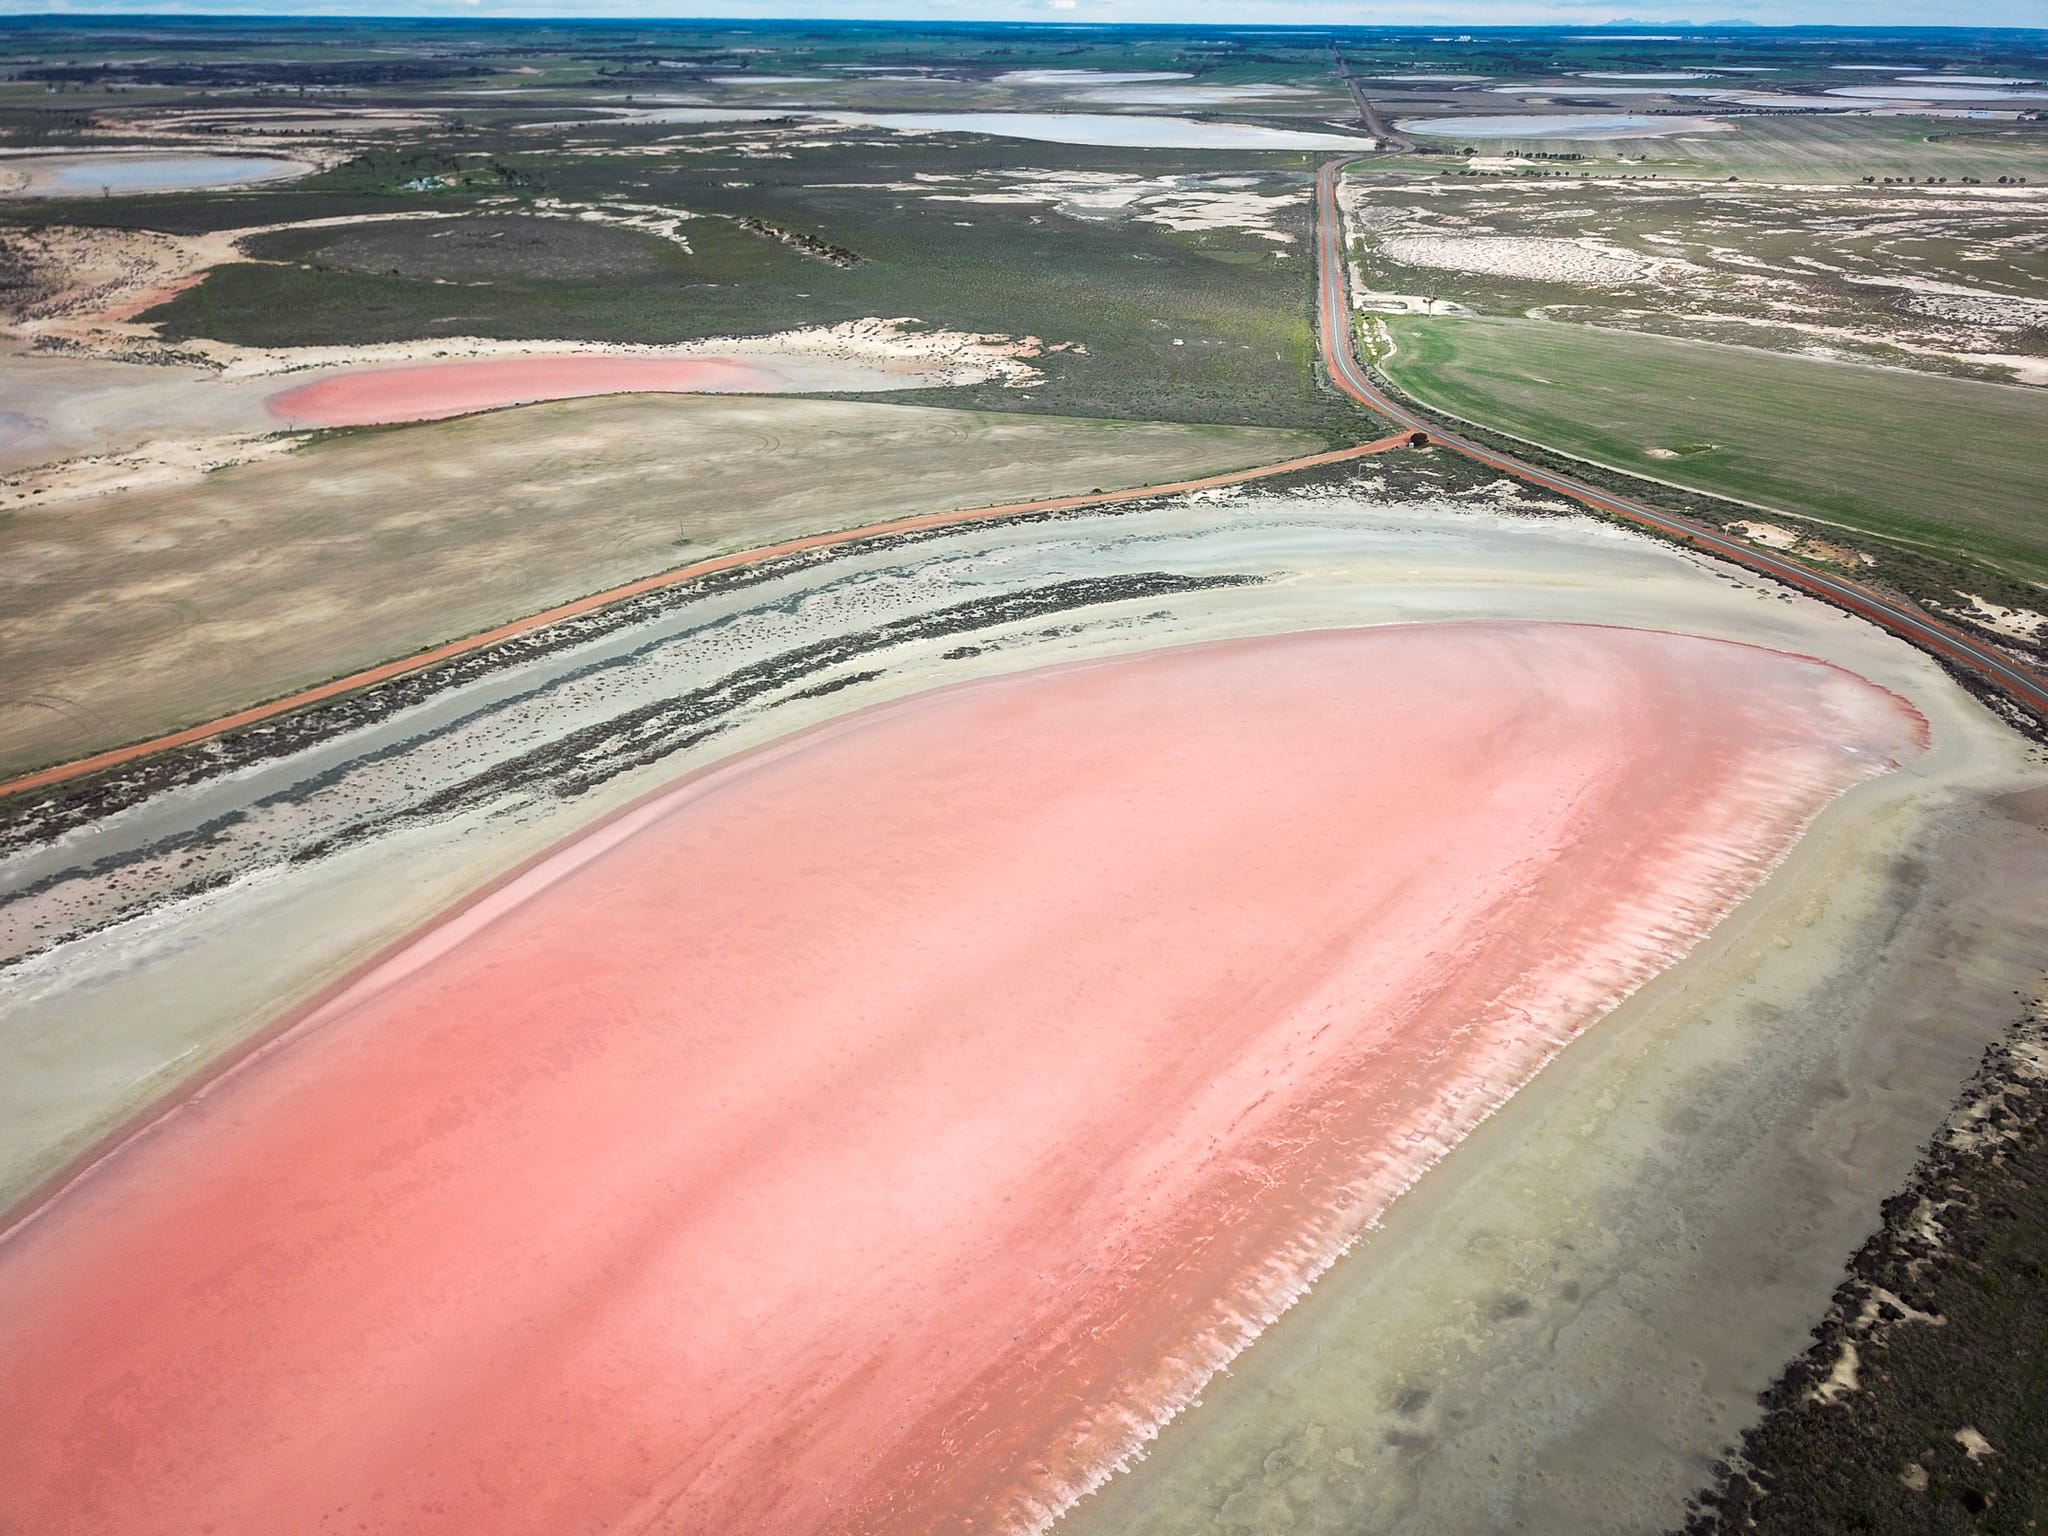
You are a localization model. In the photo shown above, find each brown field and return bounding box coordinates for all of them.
[0,395,1314,776]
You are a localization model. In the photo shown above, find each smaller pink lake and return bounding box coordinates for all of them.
[266,354,782,426]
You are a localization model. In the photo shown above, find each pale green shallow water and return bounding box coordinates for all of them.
[33,153,306,195]
[1396,112,1717,139]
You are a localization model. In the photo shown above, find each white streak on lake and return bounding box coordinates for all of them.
[822,112,1378,149]
[1397,113,1724,140]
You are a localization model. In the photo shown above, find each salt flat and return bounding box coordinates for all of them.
[3,480,2039,1536]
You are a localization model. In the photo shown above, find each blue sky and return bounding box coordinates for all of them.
[4,0,2044,29]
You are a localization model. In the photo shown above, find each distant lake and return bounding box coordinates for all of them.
[994,69,1192,85]
[1398,113,1721,140]
[824,111,1377,149]
[1828,84,2048,101]
[20,153,309,197]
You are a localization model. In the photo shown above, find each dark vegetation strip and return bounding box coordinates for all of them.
[1677,1004,2048,1536]
[0,478,1264,857]
[734,217,862,268]
[0,571,1255,969]
[361,571,1255,831]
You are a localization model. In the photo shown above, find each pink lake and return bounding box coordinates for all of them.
[0,622,1924,1536]
[266,353,782,426]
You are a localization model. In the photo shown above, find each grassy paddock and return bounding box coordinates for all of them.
[1380,315,2048,591]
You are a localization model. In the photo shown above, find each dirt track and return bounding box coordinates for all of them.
[1312,159,2048,723]
[0,431,1412,800]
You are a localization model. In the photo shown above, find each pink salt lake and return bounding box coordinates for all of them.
[267,354,782,426]
[0,621,1924,1536]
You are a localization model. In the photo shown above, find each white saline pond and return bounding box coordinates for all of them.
[523,106,1378,148]
[1489,84,1733,97]
[1728,94,1885,108]
[516,106,797,128]
[1073,84,1311,105]
[630,107,802,122]
[1828,83,2048,100]
[994,70,1192,85]
[1398,112,1724,140]
[4,151,311,196]
[821,111,1378,149]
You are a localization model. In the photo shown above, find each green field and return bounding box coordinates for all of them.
[1389,114,2048,184]
[1343,169,2048,386]
[1381,315,2048,591]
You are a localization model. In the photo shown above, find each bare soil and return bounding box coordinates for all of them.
[0,394,1311,775]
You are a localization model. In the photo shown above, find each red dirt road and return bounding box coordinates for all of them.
[266,354,785,427]
[0,433,1411,801]
[0,623,1922,1536]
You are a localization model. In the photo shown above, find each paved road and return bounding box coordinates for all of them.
[1328,49,1412,151]
[1313,158,2048,720]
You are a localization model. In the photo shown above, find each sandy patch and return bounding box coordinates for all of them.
[1730,518,1876,566]
[0,433,302,507]
[1955,1426,1997,1461]
[1376,233,1656,286]
[522,195,698,251]
[0,224,206,330]
[1349,281,1472,316]
[921,168,1306,241]
[1338,173,2048,382]
[0,212,478,354]
[1949,593,2047,642]
[1732,518,1800,548]
[1868,283,2048,331]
